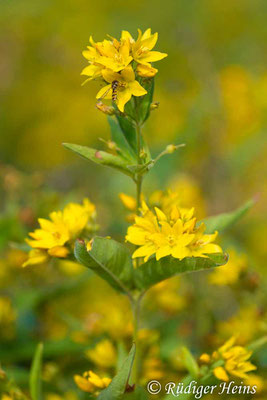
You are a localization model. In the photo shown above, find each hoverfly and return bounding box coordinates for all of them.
[97,80,125,102]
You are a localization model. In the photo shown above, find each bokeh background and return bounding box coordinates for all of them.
[0,0,266,398]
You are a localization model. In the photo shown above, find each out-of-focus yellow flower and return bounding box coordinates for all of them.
[208,249,247,286]
[212,336,256,381]
[85,339,116,368]
[141,345,165,383]
[119,193,137,212]
[126,202,221,262]
[122,28,167,76]
[220,66,260,147]
[244,374,264,393]
[217,306,264,345]
[74,370,111,394]
[23,199,96,267]
[199,353,211,364]
[145,277,186,313]
[1,395,12,400]
[96,66,147,112]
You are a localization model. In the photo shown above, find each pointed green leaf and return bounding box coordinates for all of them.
[108,117,137,161]
[63,143,134,177]
[74,237,134,294]
[201,199,255,234]
[134,253,229,291]
[98,344,136,400]
[116,113,138,153]
[29,343,43,400]
[181,347,199,378]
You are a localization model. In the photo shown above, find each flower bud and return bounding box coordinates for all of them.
[165,144,177,154]
[199,353,211,364]
[96,101,116,115]
[140,149,147,159]
[150,102,160,111]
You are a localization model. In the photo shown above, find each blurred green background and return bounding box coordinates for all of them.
[0,0,267,398]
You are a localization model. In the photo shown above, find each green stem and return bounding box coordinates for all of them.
[131,294,143,384]
[136,122,143,211]
[131,118,144,384]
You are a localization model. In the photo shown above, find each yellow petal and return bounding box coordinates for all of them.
[129,81,147,97]
[139,51,168,64]
[96,84,112,100]
[48,246,69,258]
[120,65,135,82]
[213,367,229,382]
[102,69,121,83]
[22,249,49,267]
[121,30,133,41]
[141,32,158,51]
[116,88,132,112]
[119,193,137,211]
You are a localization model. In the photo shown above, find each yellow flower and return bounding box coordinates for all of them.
[62,198,96,237]
[26,211,70,250]
[85,339,116,368]
[186,223,222,258]
[217,306,262,345]
[96,66,147,112]
[126,202,221,262]
[23,199,96,266]
[74,370,111,394]
[208,249,247,286]
[81,35,132,79]
[122,28,167,76]
[145,277,186,313]
[212,336,257,381]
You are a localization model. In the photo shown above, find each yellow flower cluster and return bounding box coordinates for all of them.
[74,370,111,394]
[200,336,257,382]
[23,199,96,267]
[81,29,167,112]
[126,202,221,262]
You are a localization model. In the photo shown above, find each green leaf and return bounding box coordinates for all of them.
[98,344,136,400]
[116,112,138,154]
[201,198,255,234]
[29,342,43,400]
[181,347,199,378]
[108,117,136,161]
[63,143,134,178]
[74,237,134,294]
[134,253,228,291]
[137,78,154,123]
